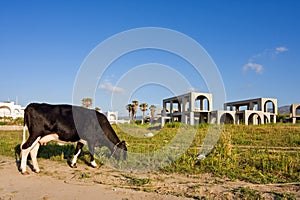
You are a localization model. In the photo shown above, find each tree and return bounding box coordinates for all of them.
[82,98,93,108]
[126,104,133,119]
[95,107,101,112]
[149,105,157,124]
[139,103,148,124]
[131,100,139,120]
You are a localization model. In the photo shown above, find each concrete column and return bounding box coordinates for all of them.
[189,95,194,112]
[190,112,194,125]
[260,113,264,125]
[244,111,249,125]
[200,99,203,110]
[249,102,254,110]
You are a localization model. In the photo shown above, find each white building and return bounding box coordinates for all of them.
[161,92,278,126]
[103,111,130,124]
[161,92,213,126]
[0,102,25,119]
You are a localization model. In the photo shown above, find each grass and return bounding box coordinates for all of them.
[231,187,262,200]
[121,174,150,186]
[0,123,299,184]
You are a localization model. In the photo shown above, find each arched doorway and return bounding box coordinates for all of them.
[248,113,261,125]
[296,105,300,115]
[195,95,209,111]
[264,101,275,113]
[220,113,234,124]
[0,106,11,117]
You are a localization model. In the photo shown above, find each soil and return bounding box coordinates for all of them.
[0,155,299,200]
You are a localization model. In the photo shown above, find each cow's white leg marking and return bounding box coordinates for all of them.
[30,142,41,173]
[71,149,81,168]
[90,159,98,168]
[20,136,41,174]
[39,134,59,145]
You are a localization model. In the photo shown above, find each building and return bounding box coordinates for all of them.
[161,92,278,126]
[103,111,130,124]
[290,104,300,124]
[0,102,25,119]
[221,98,277,125]
[161,92,212,126]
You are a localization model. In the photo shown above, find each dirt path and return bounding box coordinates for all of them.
[0,155,299,200]
[0,156,187,200]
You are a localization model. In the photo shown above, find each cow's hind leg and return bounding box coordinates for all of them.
[20,136,41,174]
[30,142,41,173]
[70,142,84,168]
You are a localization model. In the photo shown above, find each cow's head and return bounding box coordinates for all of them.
[112,140,127,160]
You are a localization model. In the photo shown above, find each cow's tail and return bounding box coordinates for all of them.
[21,126,26,147]
[21,108,28,148]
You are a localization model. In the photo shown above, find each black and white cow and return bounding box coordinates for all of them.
[20,103,127,175]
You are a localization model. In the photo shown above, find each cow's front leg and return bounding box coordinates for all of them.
[70,142,84,168]
[20,136,41,174]
[87,143,98,168]
[90,154,98,168]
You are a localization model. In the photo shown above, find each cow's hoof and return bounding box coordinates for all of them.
[21,171,30,175]
[34,169,41,173]
[90,160,98,168]
[91,165,99,169]
[70,163,77,168]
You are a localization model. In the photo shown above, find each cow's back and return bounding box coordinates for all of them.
[24,103,80,142]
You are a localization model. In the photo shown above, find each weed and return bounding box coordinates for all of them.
[269,191,296,200]
[232,187,262,200]
[121,174,150,186]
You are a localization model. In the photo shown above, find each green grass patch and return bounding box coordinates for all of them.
[1,124,300,184]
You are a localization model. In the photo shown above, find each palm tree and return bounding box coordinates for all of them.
[149,105,157,124]
[139,103,148,124]
[125,104,133,119]
[131,100,139,120]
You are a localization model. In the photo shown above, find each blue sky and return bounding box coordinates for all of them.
[1,1,300,116]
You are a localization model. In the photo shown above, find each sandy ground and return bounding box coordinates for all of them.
[0,155,299,200]
[0,156,187,200]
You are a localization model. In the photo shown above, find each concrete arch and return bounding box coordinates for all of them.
[264,100,276,113]
[296,105,300,115]
[220,113,234,124]
[248,113,262,125]
[195,95,210,111]
[290,104,300,124]
[0,106,11,117]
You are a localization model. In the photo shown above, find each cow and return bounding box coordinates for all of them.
[19,103,127,175]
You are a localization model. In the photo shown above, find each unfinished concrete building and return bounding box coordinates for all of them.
[219,98,278,125]
[161,92,212,126]
[162,92,278,126]
[290,104,300,124]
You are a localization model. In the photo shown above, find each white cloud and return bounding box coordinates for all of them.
[243,62,264,74]
[99,82,126,94]
[243,46,288,74]
[275,46,288,54]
